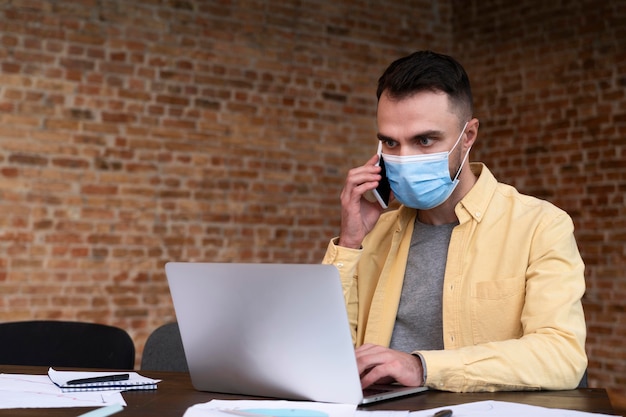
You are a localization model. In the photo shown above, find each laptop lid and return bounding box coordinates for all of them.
[165,262,427,405]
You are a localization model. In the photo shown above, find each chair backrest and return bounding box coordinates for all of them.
[141,322,188,372]
[0,320,135,369]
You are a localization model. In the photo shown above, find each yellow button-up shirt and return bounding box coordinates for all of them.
[323,163,587,392]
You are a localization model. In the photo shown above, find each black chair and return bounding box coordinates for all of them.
[140,322,188,372]
[0,320,135,369]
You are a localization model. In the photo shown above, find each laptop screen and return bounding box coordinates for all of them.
[166,262,364,404]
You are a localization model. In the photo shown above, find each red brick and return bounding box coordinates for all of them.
[81,184,118,195]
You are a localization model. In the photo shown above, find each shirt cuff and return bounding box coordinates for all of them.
[412,352,427,386]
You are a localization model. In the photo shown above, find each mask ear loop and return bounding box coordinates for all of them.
[448,122,469,155]
[453,145,472,182]
[451,122,471,182]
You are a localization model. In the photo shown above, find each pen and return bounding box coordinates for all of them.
[433,410,453,417]
[67,373,130,385]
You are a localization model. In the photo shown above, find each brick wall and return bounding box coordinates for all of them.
[0,0,452,363]
[453,0,626,395]
[0,0,624,399]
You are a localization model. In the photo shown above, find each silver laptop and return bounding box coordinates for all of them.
[165,262,427,405]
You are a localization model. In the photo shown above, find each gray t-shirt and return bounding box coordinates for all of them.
[389,218,457,353]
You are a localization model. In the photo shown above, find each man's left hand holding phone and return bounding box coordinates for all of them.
[338,142,391,249]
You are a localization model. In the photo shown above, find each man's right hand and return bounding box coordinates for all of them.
[338,154,386,249]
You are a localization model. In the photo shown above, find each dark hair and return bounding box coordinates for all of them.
[376,50,473,121]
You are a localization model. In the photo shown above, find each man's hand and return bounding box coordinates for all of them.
[355,344,424,388]
[338,154,386,249]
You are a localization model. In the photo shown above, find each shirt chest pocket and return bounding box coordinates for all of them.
[470,277,526,343]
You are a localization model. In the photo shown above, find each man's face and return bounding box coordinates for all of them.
[377,91,465,150]
[376,90,468,177]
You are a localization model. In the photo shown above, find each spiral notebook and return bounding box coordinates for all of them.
[47,368,160,392]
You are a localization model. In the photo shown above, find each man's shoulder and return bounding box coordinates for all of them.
[495,180,565,212]
[489,178,572,229]
[473,163,570,222]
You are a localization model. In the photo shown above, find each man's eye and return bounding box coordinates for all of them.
[418,137,433,146]
[381,139,397,148]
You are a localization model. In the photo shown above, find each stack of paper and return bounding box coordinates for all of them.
[48,368,160,392]
[0,373,125,409]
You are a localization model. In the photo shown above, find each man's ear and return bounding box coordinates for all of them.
[464,118,479,149]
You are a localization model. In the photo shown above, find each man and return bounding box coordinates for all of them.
[322,51,587,392]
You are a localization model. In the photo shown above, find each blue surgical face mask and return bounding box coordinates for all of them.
[381,122,470,210]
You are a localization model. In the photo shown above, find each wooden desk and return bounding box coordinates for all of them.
[0,366,616,416]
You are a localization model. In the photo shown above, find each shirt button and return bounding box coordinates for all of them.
[475,211,481,217]
[336,262,344,268]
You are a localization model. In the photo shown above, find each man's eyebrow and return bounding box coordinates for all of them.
[411,129,445,139]
[376,130,445,142]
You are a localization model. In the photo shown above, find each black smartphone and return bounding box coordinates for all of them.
[363,143,391,209]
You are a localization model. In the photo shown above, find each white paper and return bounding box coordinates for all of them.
[407,400,619,417]
[0,373,126,409]
[355,411,409,417]
[183,399,357,417]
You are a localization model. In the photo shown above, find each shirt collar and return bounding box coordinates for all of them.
[455,162,497,223]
